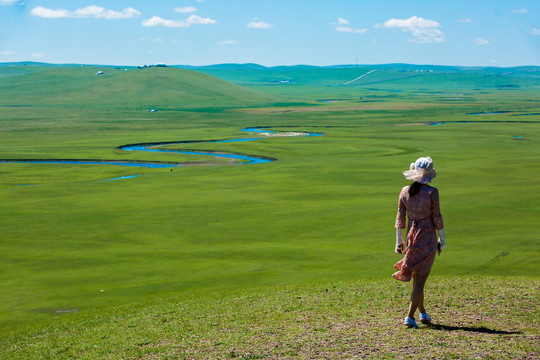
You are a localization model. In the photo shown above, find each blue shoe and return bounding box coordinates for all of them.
[419,312,432,323]
[404,316,418,328]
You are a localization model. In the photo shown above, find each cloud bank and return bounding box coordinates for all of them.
[334,18,367,34]
[336,26,367,34]
[0,0,20,5]
[377,16,445,43]
[142,14,216,28]
[247,20,273,29]
[31,5,140,19]
[174,6,197,14]
[473,37,491,45]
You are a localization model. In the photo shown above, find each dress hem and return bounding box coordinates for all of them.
[392,272,411,282]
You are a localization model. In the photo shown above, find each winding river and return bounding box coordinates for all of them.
[3,118,537,183]
[1,127,324,171]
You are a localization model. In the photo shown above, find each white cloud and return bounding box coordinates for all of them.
[142,14,216,28]
[0,50,16,55]
[218,40,238,45]
[457,17,473,23]
[529,28,540,35]
[512,8,528,14]
[174,6,197,13]
[31,7,69,18]
[336,26,367,34]
[31,52,45,58]
[247,19,273,29]
[0,0,20,5]
[75,6,140,19]
[31,5,140,19]
[334,18,366,34]
[376,16,445,43]
[186,15,215,25]
[142,16,175,27]
[473,37,491,45]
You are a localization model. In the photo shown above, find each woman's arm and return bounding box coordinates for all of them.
[395,189,406,254]
[395,190,407,229]
[395,229,404,254]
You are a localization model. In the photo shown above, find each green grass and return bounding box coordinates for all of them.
[0,63,539,357]
[1,276,538,359]
[0,65,277,110]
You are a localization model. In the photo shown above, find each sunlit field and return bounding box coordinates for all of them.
[1,63,538,358]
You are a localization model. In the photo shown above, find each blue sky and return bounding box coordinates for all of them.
[1,0,539,67]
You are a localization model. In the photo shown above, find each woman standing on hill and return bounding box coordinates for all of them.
[393,156,445,328]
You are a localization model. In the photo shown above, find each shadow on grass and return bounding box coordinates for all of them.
[425,323,521,335]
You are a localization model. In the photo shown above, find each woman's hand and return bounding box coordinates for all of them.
[395,243,404,254]
[437,228,445,255]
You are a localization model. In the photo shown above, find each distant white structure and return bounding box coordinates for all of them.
[96,71,104,76]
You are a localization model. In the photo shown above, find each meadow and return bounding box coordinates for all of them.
[0,63,539,358]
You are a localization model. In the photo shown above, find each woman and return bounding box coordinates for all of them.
[393,156,445,328]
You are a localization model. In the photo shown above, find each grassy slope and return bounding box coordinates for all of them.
[0,65,276,109]
[0,64,539,357]
[1,276,538,359]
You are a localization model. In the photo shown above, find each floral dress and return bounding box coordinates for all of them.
[393,184,444,282]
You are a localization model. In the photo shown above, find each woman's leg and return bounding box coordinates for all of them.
[407,273,428,318]
[418,292,426,314]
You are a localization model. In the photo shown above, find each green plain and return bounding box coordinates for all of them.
[0,63,539,358]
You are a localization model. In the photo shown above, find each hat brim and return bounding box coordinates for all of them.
[403,169,436,184]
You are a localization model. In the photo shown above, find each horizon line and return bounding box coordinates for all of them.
[1,61,540,69]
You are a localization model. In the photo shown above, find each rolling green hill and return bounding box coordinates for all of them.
[0,65,277,110]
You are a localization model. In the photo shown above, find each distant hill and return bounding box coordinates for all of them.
[173,63,540,89]
[1,62,539,109]
[0,61,92,68]
[0,64,277,109]
[177,63,268,71]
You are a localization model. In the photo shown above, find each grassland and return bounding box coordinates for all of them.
[2,276,538,359]
[0,63,539,358]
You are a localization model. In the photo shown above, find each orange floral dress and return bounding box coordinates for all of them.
[393,184,444,282]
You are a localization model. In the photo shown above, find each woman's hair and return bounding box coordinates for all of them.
[408,181,425,197]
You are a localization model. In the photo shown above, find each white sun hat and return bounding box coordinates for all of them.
[403,156,437,184]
